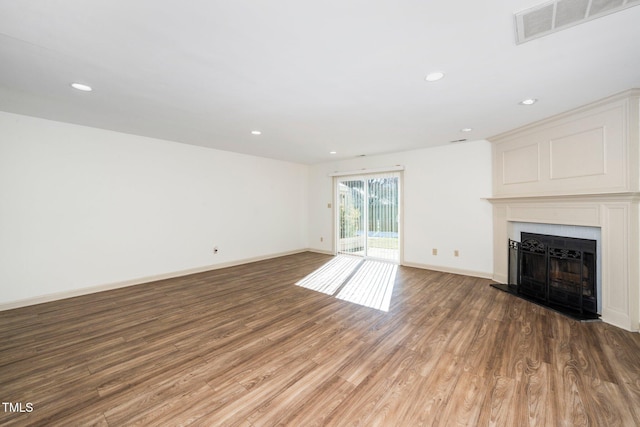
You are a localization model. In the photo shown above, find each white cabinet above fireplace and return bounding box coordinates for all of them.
[490,89,640,198]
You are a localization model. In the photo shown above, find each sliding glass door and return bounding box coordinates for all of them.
[336,172,400,263]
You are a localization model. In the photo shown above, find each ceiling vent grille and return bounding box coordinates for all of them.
[515,0,640,44]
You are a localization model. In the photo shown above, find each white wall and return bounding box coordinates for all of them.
[0,111,308,307]
[308,140,494,277]
[0,111,493,308]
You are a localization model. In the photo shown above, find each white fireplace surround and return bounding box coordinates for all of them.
[489,89,640,332]
[490,194,639,331]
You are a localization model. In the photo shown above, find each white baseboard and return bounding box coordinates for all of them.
[401,261,493,280]
[1,251,492,312]
[0,249,311,312]
[306,248,335,256]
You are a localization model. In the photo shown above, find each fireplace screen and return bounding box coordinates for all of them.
[509,233,597,315]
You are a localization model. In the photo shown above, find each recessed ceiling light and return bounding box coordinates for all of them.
[329,151,337,154]
[70,82,92,92]
[425,72,445,82]
[519,98,538,105]
[460,127,472,132]
[251,130,262,135]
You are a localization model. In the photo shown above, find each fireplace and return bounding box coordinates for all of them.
[502,232,599,320]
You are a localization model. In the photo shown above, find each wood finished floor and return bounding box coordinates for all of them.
[1,252,640,426]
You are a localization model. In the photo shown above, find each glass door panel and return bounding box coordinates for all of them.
[337,180,365,256]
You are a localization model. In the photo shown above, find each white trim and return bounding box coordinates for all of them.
[1,248,493,312]
[328,165,404,177]
[307,248,335,256]
[0,249,309,312]
[402,261,493,280]
[486,193,640,204]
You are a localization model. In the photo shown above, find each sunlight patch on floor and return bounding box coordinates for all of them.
[295,255,362,295]
[336,260,397,312]
[296,256,398,312]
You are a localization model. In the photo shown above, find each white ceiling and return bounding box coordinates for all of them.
[1,0,639,164]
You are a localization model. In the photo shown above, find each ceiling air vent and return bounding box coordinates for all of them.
[515,0,640,44]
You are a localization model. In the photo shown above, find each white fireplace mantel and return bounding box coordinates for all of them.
[489,193,640,331]
[488,89,640,332]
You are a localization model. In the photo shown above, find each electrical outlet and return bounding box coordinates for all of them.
[320,237,324,242]
[454,250,459,257]
[432,248,438,255]
[213,246,219,254]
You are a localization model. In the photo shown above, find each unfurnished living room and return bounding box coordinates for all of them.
[1,1,640,426]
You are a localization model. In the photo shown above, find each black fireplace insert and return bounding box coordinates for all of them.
[494,232,599,321]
